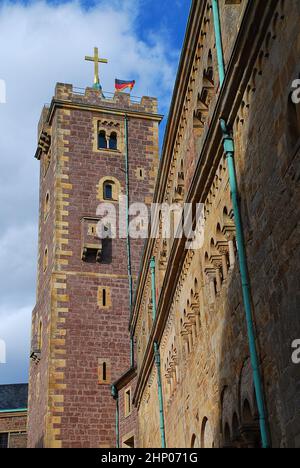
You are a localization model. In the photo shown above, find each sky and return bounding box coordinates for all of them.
[0,0,191,384]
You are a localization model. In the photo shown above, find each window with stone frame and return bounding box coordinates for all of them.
[103,181,113,200]
[124,387,132,418]
[109,132,118,150]
[98,130,107,149]
[37,319,43,352]
[98,358,111,385]
[43,246,48,272]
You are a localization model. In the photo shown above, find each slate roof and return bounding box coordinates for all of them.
[0,384,28,411]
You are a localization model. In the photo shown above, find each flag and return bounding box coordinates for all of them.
[115,79,136,92]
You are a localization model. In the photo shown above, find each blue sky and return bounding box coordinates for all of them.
[0,0,191,384]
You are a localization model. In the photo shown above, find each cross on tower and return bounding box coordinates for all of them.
[85,47,108,89]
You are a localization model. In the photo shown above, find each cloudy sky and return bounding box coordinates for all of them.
[0,0,190,384]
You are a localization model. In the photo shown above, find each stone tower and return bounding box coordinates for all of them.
[28,83,161,448]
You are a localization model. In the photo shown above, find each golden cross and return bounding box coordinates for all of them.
[85,47,108,87]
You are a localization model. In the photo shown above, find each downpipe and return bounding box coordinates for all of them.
[150,257,166,448]
[212,0,271,448]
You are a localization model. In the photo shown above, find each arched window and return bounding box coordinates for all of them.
[98,130,107,150]
[97,177,121,202]
[103,181,113,200]
[109,132,118,150]
[242,399,253,423]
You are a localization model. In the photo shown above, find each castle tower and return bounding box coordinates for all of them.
[27,82,161,448]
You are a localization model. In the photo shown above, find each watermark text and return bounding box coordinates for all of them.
[292,340,300,364]
[0,339,6,364]
[0,79,6,104]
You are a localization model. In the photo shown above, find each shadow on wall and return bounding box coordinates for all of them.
[217,1,300,449]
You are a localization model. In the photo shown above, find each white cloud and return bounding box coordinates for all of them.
[0,306,32,384]
[0,0,178,384]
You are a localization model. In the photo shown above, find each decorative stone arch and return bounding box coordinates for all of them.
[200,417,214,448]
[204,250,217,304]
[97,176,122,202]
[238,357,261,448]
[191,433,200,448]
[222,206,236,269]
[215,222,230,281]
[238,357,257,418]
[93,118,124,153]
[221,386,234,447]
[205,49,214,84]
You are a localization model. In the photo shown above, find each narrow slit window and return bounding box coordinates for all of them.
[102,289,107,307]
[98,358,111,384]
[102,362,107,381]
[125,388,132,417]
[43,247,48,272]
[44,192,50,220]
[37,319,43,351]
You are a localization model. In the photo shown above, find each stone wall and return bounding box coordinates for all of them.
[0,413,27,448]
[131,0,300,449]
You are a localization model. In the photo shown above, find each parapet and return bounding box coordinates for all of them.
[54,83,159,115]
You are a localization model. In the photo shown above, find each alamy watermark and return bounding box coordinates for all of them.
[292,340,300,365]
[95,197,206,250]
[0,79,6,104]
[0,339,6,364]
[291,79,300,104]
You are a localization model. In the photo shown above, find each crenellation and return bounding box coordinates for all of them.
[53,82,159,115]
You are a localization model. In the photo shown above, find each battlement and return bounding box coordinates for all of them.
[54,82,159,114]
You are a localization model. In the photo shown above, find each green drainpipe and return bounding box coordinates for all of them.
[154,342,167,449]
[211,0,270,448]
[111,385,120,448]
[124,115,134,368]
[150,257,166,448]
[150,257,157,321]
